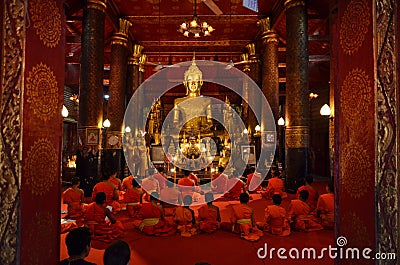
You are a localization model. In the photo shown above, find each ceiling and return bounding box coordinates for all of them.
[64,0,336,100]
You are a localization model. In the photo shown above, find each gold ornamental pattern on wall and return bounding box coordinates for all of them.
[26,212,54,264]
[340,212,372,252]
[29,0,61,48]
[339,0,370,55]
[24,138,58,196]
[340,141,373,199]
[340,68,373,125]
[26,63,59,122]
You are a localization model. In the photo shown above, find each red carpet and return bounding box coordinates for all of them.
[61,182,334,265]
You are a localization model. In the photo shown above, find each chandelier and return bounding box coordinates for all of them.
[179,0,214,38]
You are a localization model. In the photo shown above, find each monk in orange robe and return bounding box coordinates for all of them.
[160,179,182,225]
[198,193,221,233]
[141,168,160,201]
[261,171,287,199]
[316,181,334,229]
[178,170,202,201]
[84,192,124,245]
[296,175,319,210]
[153,167,167,190]
[288,190,323,232]
[133,192,176,236]
[62,177,86,224]
[247,170,263,193]
[123,179,143,218]
[258,194,290,236]
[211,166,228,194]
[174,195,198,237]
[224,171,245,200]
[121,174,134,191]
[92,171,121,213]
[221,193,263,241]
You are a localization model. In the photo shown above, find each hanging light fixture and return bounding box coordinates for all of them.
[179,0,214,38]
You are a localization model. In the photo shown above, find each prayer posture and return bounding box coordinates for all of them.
[60,227,96,265]
[224,171,245,200]
[178,170,202,201]
[261,171,287,199]
[288,190,323,232]
[84,192,124,245]
[198,193,221,233]
[296,175,319,210]
[133,192,176,236]
[222,193,263,241]
[160,178,182,226]
[63,177,86,223]
[141,168,160,201]
[92,169,121,213]
[211,166,228,194]
[174,195,198,237]
[153,167,168,190]
[123,179,143,218]
[121,174,135,191]
[316,181,334,229]
[258,194,290,236]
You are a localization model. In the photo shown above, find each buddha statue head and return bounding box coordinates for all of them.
[183,58,203,97]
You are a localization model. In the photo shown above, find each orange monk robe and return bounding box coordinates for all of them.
[224,203,263,241]
[133,202,176,236]
[224,178,245,199]
[84,202,124,244]
[174,206,197,237]
[211,173,228,194]
[109,177,122,190]
[92,182,121,212]
[246,173,263,192]
[153,173,167,190]
[316,193,334,229]
[288,199,323,232]
[198,204,220,233]
[123,187,143,217]
[189,173,199,186]
[141,177,160,201]
[178,177,202,201]
[160,187,182,205]
[296,185,318,210]
[121,175,134,191]
[262,177,287,199]
[62,187,86,223]
[259,205,290,236]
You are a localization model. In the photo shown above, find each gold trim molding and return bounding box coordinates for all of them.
[284,0,306,11]
[139,54,147,72]
[87,0,107,13]
[129,44,144,65]
[285,126,309,148]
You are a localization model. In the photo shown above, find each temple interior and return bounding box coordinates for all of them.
[1,0,399,264]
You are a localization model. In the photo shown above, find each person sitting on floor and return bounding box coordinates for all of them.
[261,170,287,199]
[211,166,228,194]
[141,168,160,201]
[103,240,131,265]
[174,195,198,237]
[258,194,290,236]
[221,193,263,241]
[63,177,86,224]
[84,192,125,245]
[160,178,182,226]
[123,178,143,218]
[316,181,334,229]
[296,175,319,210]
[224,170,246,200]
[177,170,202,202]
[133,192,176,236]
[121,173,135,192]
[153,167,167,190]
[198,193,221,233]
[288,190,323,232]
[246,167,262,193]
[61,227,96,265]
[92,166,121,213]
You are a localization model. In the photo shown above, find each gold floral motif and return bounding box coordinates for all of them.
[26,63,59,122]
[29,0,61,48]
[285,126,309,148]
[340,141,373,199]
[339,0,370,55]
[340,68,373,124]
[24,139,57,196]
[27,212,55,264]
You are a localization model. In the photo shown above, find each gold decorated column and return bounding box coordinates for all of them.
[259,17,280,166]
[138,54,147,130]
[284,0,309,192]
[241,53,250,126]
[77,0,107,196]
[246,43,261,136]
[126,44,143,107]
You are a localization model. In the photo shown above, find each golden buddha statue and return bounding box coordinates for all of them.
[173,57,212,133]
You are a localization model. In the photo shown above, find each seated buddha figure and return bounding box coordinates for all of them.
[173,58,212,133]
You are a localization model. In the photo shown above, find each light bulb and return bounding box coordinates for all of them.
[125,126,131,133]
[62,105,69,118]
[103,119,111,128]
[320,104,331,116]
[277,117,285,126]
[255,125,261,132]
